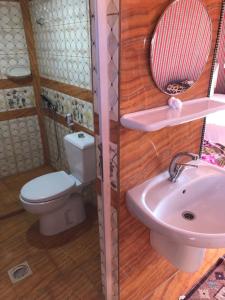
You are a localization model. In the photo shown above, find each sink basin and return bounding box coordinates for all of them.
[126,160,225,272]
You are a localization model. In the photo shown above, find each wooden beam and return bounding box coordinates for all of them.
[40,77,93,103]
[42,108,94,136]
[19,0,49,163]
[0,77,33,89]
[0,107,37,121]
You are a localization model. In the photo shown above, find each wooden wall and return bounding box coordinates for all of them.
[118,0,222,299]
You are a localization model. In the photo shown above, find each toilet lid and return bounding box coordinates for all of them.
[20,171,76,203]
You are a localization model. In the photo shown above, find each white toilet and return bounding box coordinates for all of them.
[20,131,96,236]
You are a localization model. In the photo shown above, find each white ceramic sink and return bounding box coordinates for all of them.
[126,160,225,272]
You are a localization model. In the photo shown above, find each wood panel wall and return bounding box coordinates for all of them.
[0,77,32,89]
[118,0,222,299]
[0,78,35,122]
[40,77,93,103]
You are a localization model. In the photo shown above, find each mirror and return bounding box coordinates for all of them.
[202,3,225,169]
[151,0,212,95]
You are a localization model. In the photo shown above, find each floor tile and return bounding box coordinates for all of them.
[0,166,102,299]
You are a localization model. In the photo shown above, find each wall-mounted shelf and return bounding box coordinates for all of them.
[6,65,31,80]
[120,97,225,132]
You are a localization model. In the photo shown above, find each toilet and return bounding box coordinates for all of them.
[20,131,96,236]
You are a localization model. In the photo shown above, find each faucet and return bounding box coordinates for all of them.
[169,152,199,182]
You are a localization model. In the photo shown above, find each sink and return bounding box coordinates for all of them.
[126,160,225,272]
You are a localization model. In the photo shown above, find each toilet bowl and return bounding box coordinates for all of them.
[20,132,96,236]
[20,171,86,235]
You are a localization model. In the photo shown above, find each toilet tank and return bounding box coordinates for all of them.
[64,132,96,183]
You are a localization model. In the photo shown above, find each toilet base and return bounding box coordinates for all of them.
[40,194,86,236]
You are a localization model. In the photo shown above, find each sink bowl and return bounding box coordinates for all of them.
[126,160,225,272]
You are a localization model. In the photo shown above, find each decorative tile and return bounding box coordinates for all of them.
[0,28,27,55]
[89,2,99,115]
[0,2,24,29]
[30,0,92,89]
[90,2,119,298]
[107,0,119,14]
[97,195,119,299]
[44,116,70,172]
[96,135,118,191]
[2,86,35,111]
[41,87,94,131]
[0,90,7,112]
[0,116,44,178]
[107,11,119,121]
[90,0,119,120]
[0,1,30,79]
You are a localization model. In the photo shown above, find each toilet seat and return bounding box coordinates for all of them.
[20,171,76,203]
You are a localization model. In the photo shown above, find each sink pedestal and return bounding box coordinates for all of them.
[150,231,206,272]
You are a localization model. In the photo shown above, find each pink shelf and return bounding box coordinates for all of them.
[120,97,225,132]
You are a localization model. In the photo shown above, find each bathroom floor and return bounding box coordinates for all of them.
[148,248,225,299]
[0,167,103,299]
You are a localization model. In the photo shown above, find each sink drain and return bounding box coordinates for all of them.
[8,261,32,283]
[182,211,195,221]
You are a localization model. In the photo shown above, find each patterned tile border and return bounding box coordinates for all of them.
[41,87,94,131]
[0,86,35,112]
[96,134,118,191]
[107,0,119,121]
[0,1,30,79]
[90,0,120,298]
[97,195,119,300]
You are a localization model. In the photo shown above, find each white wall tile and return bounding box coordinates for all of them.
[0,116,44,178]
[30,0,92,89]
[0,1,30,79]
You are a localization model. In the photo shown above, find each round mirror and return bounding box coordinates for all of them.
[150,0,212,95]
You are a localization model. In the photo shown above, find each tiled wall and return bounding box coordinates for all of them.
[28,0,94,174]
[0,1,30,79]
[0,2,44,178]
[44,116,70,171]
[96,135,118,192]
[97,195,119,298]
[90,0,119,298]
[0,116,44,178]
[41,87,94,131]
[0,86,35,112]
[107,0,119,122]
[30,0,92,90]
[25,0,94,182]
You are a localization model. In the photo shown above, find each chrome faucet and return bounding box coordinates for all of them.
[169,152,199,182]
